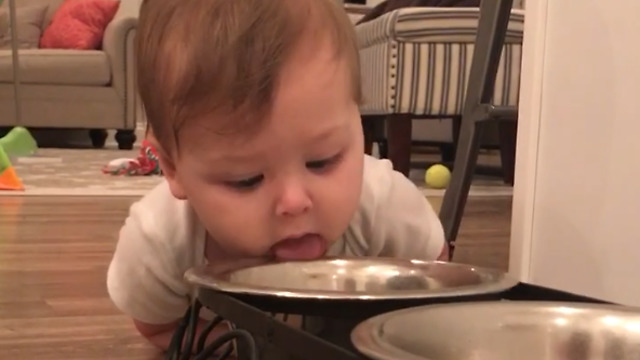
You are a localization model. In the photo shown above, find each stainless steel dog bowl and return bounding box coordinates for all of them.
[351,301,640,360]
[184,257,518,300]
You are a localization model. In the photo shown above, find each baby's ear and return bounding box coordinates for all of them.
[145,126,159,147]
[154,145,188,200]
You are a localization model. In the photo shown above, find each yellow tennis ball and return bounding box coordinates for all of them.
[425,164,451,189]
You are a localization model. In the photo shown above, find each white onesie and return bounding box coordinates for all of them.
[106,155,445,325]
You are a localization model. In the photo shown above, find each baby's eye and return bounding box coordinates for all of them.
[306,153,342,171]
[225,174,264,190]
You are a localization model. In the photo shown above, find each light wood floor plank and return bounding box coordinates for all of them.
[0,195,511,359]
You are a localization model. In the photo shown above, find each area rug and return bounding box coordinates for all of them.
[0,142,512,197]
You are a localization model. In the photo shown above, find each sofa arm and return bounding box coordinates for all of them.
[356,7,525,49]
[103,0,140,129]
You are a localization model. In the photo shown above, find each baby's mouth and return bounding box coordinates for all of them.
[270,233,327,261]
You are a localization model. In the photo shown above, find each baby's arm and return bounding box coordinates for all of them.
[357,156,448,260]
[132,317,233,353]
[107,200,189,349]
[107,196,232,352]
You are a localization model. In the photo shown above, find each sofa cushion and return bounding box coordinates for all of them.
[0,49,111,86]
[0,4,49,50]
[0,0,63,27]
[40,0,120,50]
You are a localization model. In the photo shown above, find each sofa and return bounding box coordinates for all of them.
[0,0,141,149]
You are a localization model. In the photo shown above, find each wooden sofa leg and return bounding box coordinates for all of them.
[115,130,137,150]
[386,114,412,176]
[89,129,108,149]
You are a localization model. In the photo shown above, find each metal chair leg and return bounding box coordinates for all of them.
[438,0,515,255]
[439,116,484,258]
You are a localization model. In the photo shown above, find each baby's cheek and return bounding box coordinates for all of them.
[320,175,360,227]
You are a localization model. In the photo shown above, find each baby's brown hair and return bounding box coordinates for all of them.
[136,0,361,153]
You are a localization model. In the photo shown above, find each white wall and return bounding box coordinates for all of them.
[510,0,640,306]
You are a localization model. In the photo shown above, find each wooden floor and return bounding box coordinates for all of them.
[0,195,512,359]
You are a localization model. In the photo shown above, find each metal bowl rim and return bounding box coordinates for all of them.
[184,257,520,300]
[350,300,640,360]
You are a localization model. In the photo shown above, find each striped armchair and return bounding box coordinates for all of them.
[355,6,525,176]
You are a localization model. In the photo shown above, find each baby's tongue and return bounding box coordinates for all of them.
[272,234,326,261]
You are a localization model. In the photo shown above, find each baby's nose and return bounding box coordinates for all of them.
[275,182,312,216]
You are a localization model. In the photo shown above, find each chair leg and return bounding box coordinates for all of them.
[386,114,412,176]
[498,120,517,185]
[361,115,385,155]
[438,117,484,257]
[441,116,462,163]
[377,139,389,159]
[438,0,515,257]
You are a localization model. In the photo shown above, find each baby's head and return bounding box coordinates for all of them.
[137,0,364,261]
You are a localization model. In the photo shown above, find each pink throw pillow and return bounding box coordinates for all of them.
[40,0,120,50]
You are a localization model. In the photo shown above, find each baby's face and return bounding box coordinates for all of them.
[165,42,364,262]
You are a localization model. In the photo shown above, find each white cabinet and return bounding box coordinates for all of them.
[510,0,640,306]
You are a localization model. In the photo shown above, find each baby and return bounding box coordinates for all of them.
[107,0,447,351]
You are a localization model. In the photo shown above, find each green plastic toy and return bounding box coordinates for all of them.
[0,126,38,157]
[0,142,11,173]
